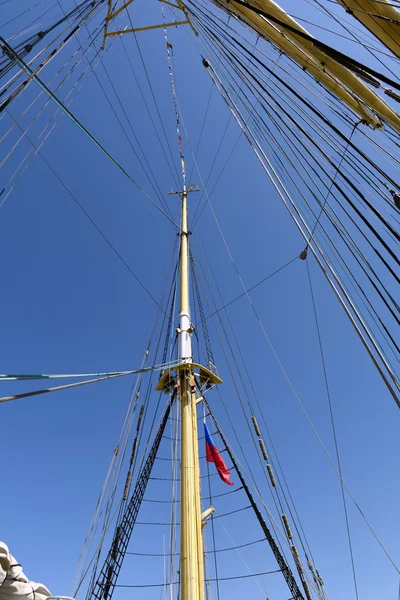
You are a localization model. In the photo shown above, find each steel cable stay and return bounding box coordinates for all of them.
[82,375,308,600]
[187,0,395,144]
[1,26,138,209]
[234,88,400,289]
[194,108,396,376]
[205,33,391,255]
[190,50,284,231]
[159,63,400,576]
[213,0,400,93]
[114,569,283,588]
[2,4,399,600]
[86,328,178,597]
[190,255,321,591]
[204,398,322,600]
[125,535,266,555]
[69,343,154,596]
[195,209,386,596]
[193,254,302,533]
[94,62,176,225]
[321,0,400,18]
[0,8,105,119]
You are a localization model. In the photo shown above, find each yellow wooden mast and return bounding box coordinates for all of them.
[156,187,222,598]
[177,188,205,600]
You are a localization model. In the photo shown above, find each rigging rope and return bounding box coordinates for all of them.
[0,364,172,404]
[0,36,179,229]
[306,259,359,600]
[162,5,187,186]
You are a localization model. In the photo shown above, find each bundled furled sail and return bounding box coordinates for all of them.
[335,0,400,58]
[0,543,51,600]
[209,0,400,130]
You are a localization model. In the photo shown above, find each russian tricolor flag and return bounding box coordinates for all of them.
[204,423,233,486]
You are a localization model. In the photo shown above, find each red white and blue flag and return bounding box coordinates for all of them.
[204,423,233,486]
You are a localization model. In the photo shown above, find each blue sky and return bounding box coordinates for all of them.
[0,1,399,599]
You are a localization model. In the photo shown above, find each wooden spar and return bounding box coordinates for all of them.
[335,0,400,58]
[209,0,400,132]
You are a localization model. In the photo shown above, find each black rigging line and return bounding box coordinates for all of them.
[219,75,400,367]
[206,256,298,318]
[1,28,105,204]
[123,4,181,188]
[191,49,283,232]
[0,0,101,83]
[96,59,176,225]
[2,0,59,29]
[58,1,176,223]
[190,251,216,367]
[0,36,179,228]
[7,112,166,313]
[195,18,396,278]
[188,78,214,183]
[1,17,102,162]
[190,113,232,226]
[119,35,181,193]
[306,259,360,600]
[306,121,360,244]
[115,569,282,588]
[126,536,266,556]
[86,395,175,600]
